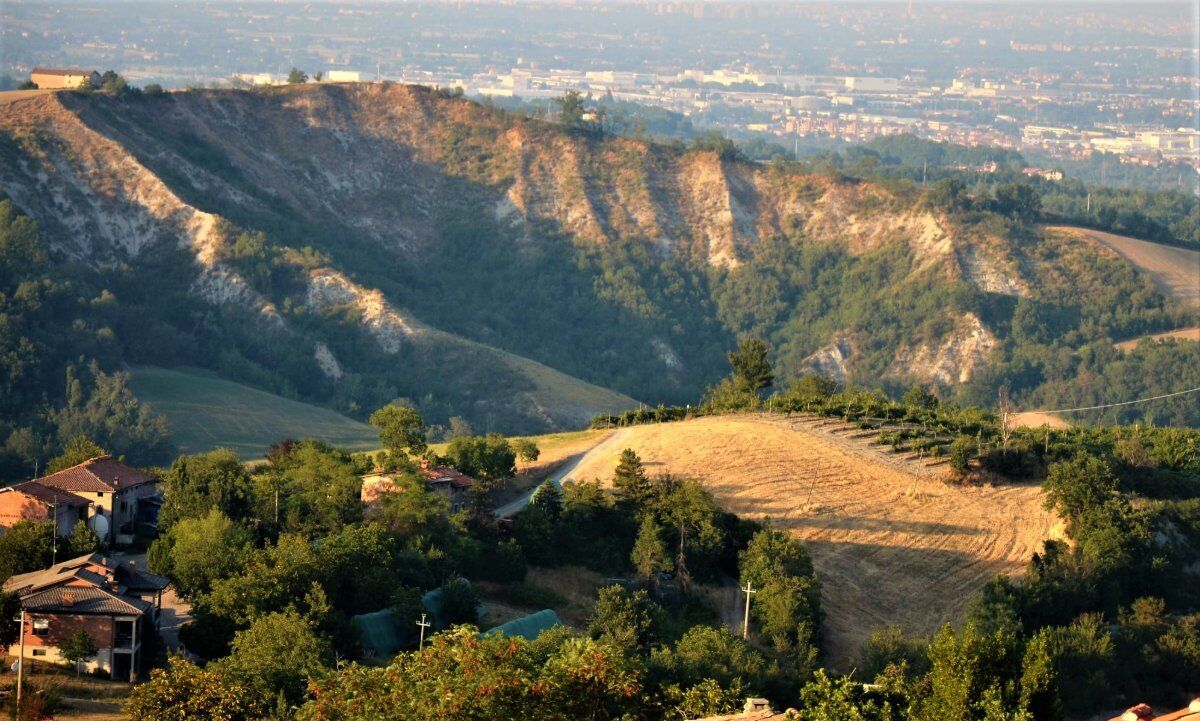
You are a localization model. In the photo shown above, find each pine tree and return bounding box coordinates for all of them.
[631,514,671,582]
[530,481,563,519]
[612,448,651,507]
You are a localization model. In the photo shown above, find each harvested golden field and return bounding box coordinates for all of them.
[1009,411,1073,430]
[565,414,1057,667]
[1047,226,1200,306]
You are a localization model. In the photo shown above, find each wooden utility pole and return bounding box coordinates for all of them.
[416,613,431,650]
[740,582,756,639]
[998,387,1013,453]
[16,609,26,711]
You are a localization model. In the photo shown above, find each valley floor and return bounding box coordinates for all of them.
[554,413,1058,667]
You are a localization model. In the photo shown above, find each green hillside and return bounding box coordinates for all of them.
[127,366,380,458]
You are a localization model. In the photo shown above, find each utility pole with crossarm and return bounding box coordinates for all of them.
[416,613,431,650]
[741,582,756,639]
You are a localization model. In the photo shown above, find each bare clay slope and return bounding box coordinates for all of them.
[25,85,998,389]
[0,85,1182,414]
[0,90,637,430]
[568,415,1057,667]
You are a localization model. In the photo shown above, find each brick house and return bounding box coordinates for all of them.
[3,553,169,681]
[33,456,161,545]
[0,481,92,537]
[29,67,101,90]
[361,461,474,512]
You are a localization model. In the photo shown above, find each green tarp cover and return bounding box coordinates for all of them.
[483,609,562,641]
[351,608,405,657]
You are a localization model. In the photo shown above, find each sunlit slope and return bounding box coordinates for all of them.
[564,414,1057,666]
[128,366,380,458]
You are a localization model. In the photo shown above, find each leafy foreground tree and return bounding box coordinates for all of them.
[299,626,641,721]
[60,627,98,677]
[127,656,262,721]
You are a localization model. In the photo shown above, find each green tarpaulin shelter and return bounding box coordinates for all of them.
[482,609,562,641]
[351,608,407,658]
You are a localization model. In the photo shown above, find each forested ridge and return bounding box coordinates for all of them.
[0,84,1196,478]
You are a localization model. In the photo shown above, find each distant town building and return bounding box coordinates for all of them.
[326,70,363,82]
[30,67,101,89]
[1022,167,1064,181]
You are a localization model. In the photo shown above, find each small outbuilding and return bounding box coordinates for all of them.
[30,67,101,89]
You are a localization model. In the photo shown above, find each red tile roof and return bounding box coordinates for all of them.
[1,480,91,507]
[35,455,157,494]
[1156,699,1200,721]
[419,461,473,489]
[1110,700,1200,721]
[31,67,97,77]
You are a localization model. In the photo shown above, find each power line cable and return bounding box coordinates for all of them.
[1034,386,1200,415]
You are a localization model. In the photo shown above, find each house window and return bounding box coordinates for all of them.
[31,649,46,657]
[31,618,49,637]
[96,493,104,498]
[120,501,127,512]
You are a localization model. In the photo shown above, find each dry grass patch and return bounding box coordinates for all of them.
[566,414,1057,667]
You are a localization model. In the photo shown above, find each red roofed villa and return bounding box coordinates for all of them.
[0,455,162,546]
[2,553,169,681]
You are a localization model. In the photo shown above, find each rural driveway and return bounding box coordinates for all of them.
[494,428,631,518]
[117,552,192,656]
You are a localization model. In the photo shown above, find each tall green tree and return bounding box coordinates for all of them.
[728,338,774,397]
[630,514,672,582]
[214,608,331,709]
[587,585,663,653]
[612,448,651,507]
[369,402,427,458]
[60,627,98,676]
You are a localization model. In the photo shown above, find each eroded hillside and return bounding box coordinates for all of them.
[0,84,1188,427]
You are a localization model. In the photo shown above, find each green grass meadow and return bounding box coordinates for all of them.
[128,366,380,459]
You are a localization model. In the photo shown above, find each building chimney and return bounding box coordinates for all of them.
[744,698,772,714]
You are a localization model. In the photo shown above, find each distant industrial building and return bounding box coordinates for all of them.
[30,67,101,89]
[326,70,363,82]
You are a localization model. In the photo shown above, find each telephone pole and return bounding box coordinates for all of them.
[15,609,26,712]
[740,582,756,639]
[416,613,431,650]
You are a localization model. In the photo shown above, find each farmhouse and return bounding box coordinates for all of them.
[29,67,101,90]
[360,460,474,511]
[0,481,92,537]
[3,553,169,681]
[32,456,161,546]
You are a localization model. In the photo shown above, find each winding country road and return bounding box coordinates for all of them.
[494,428,631,518]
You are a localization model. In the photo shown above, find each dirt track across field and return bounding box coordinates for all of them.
[566,414,1057,667]
[1048,226,1200,306]
[1114,326,1200,352]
